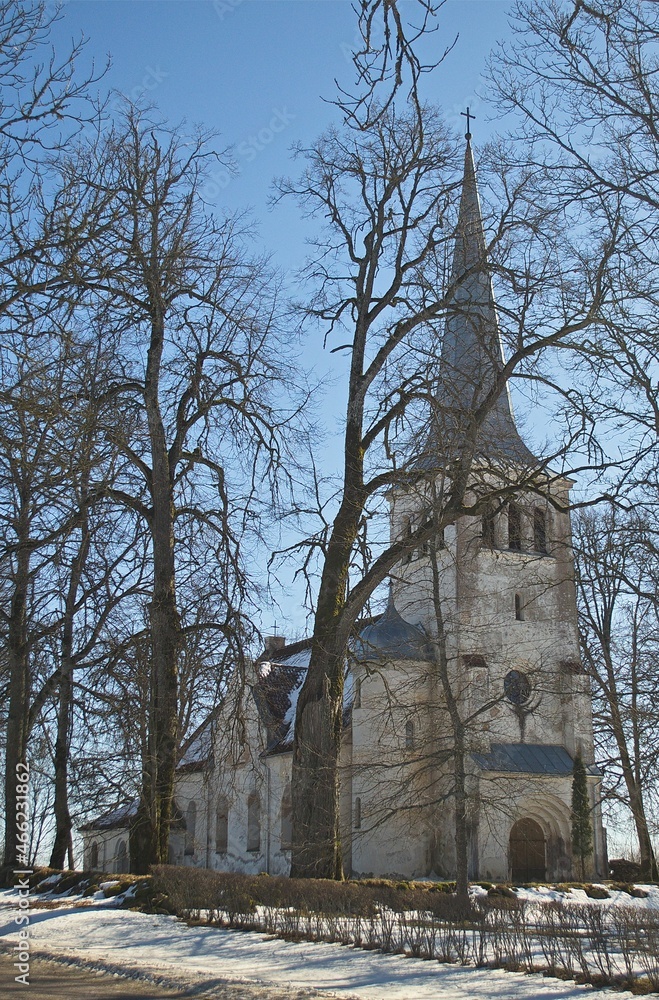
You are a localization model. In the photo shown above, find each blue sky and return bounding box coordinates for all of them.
[50,1,516,638]
[51,1,513,269]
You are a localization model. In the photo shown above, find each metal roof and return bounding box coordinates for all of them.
[79,799,186,833]
[472,743,601,776]
[352,600,431,662]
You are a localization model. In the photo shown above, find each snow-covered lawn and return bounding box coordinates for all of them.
[1,888,656,999]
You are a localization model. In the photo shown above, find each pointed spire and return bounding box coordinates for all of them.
[424,137,535,467]
[451,139,488,282]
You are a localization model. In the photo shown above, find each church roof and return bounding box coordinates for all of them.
[177,710,217,772]
[252,659,308,752]
[79,798,186,833]
[472,743,601,776]
[79,800,138,832]
[352,598,431,662]
[414,139,536,472]
[254,602,428,755]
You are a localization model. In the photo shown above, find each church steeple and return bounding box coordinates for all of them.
[422,136,535,468]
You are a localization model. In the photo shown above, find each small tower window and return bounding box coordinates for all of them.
[534,508,547,554]
[419,508,434,554]
[515,593,524,621]
[421,524,444,555]
[508,503,522,551]
[405,720,415,749]
[354,796,362,829]
[354,675,362,709]
[463,654,486,669]
[90,841,99,869]
[403,519,413,564]
[482,504,496,547]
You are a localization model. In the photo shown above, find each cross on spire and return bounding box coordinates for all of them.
[461,106,475,141]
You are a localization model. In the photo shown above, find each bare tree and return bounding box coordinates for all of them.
[488,0,659,877]
[0,0,106,318]
[488,1,659,480]
[574,506,659,879]
[46,338,151,869]
[282,2,619,877]
[335,0,453,127]
[0,328,89,867]
[60,107,299,872]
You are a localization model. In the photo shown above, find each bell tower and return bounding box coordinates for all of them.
[387,133,606,880]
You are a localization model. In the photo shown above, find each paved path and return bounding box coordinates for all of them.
[0,952,190,998]
[0,951,324,999]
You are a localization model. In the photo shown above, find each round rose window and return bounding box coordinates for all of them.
[504,669,531,705]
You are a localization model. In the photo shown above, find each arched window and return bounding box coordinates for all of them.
[354,675,362,709]
[216,795,229,854]
[504,669,531,705]
[419,508,432,555]
[185,800,197,856]
[116,839,127,872]
[534,508,547,553]
[354,796,362,830]
[247,792,261,852]
[463,654,486,670]
[515,593,524,621]
[90,841,99,869]
[508,503,522,550]
[482,504,496,547]
[405,719,415,749]
[403,518,413,564]
[280,783,292,849]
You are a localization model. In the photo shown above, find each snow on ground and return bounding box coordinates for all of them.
[471,882,659,910]
[0,889,648,1000]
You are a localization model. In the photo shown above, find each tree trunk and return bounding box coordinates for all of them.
[290,641,345,879]
[131,309,181,873]
[290,333,369,880]
[149,538,180,866]
[4,649,30,869]
[289,539,354,879]
[621,747,657,880]
[3,501,31,869]
[429,543,470,906]
[49,509,91,870]
[48,653,73,870]
[628,627,658,880]
[602,663,658,880]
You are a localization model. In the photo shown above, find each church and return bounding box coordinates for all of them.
[82,137,607,883]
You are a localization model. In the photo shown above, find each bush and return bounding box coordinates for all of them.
[33,862,656,996]
[487,884,518,900]
[584,884,610,899]
[610,858,642,882]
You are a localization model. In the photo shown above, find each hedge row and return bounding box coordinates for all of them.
[150,865,659,994]
[6,866,659,993]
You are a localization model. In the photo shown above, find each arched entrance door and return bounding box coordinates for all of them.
[509,818,546,882]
